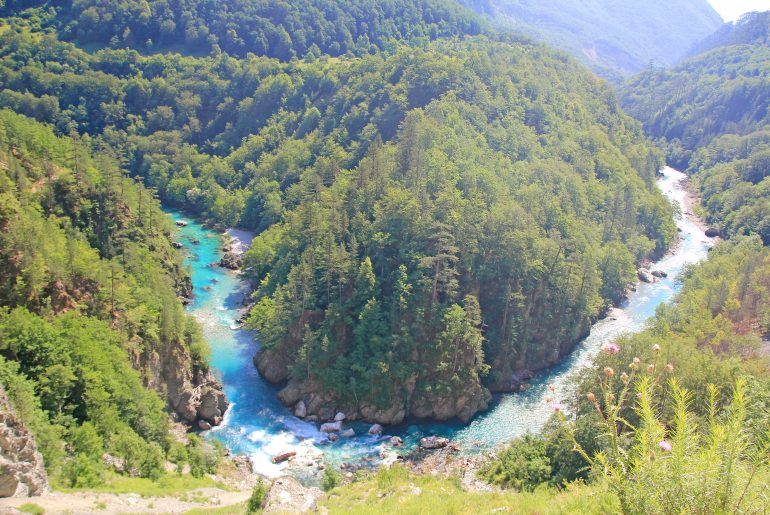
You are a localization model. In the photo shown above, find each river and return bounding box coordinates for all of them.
[168,166,713,477]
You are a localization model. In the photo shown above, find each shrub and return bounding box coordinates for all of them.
[321,466,341,491]
[247,478,269,513]
[564,351,770,514]
[479,434,552,491]
[61,453,104,488]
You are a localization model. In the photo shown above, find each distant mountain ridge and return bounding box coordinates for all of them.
[686,10,770,57]
[456,0,723,80]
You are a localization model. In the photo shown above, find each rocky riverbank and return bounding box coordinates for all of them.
[254,348,491,426]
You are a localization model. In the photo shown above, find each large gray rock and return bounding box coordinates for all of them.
[0,385,49,498]
[219,251,243,270]
[294,400,307,418]
[320,421,342,433]
[254,348,292,384]
[198,387,228,421]
[262,476,322,514]
[637,268,655,283]
[420,436,449,450]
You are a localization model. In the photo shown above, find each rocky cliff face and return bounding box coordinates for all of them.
[255,314,591,426]
[132,340,228,429]
[0,385,49,498]
[256,351,491,426]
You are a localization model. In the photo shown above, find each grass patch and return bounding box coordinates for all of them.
[184,502,247,515]
[57,472,231,497]
[320,465,619,514]
[18,503,45,515]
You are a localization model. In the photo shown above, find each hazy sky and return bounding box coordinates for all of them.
[708,0,770,21]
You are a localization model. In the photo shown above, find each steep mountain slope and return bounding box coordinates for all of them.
[456,0,723,79]
[1,0,485,59]
[0,17,676,424]
[0,110,224,487]
[621,32,770,243]
[687,10,770,57]
[620,45,770,163]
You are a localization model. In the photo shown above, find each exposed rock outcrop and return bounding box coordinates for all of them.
[410,387,492,424]
[262,476,322,514]
[132,340,228,429]
[218,251,243,270]
[420,436,449,449]
[637,268,656,283]
[254,347,292,384]
[0,385,49,498]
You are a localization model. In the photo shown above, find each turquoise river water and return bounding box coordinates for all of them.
[168,166,713,477]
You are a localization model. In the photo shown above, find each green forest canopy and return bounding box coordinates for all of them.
[0,109,215,486]
[0,0,485,59]
[0,13,677,421]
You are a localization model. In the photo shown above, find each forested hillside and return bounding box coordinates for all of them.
[237,39,675,424]
[620,37,770,243]
[455,0,722,79]
[0,12,676,424]
[687,11,770,58]
[0,0,485,59]
[467,28,770,512]
[0,110,223,487]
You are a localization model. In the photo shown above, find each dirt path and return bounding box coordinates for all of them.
[0,487,251,514]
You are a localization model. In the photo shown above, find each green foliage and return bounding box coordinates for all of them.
[692,133,770,243]
[320,464,620,514]
[2,1,484,60]
[620,44,770,168]
[687,11,770,58]
[577,237,770,423]
[246,478,269,513]
[480,416,598,490]
[321,467,342,492]
[186,434,222,479]
[18,503,45,515]
[0,109,210,484]
[566,374,769,514]
[479,434,551,491]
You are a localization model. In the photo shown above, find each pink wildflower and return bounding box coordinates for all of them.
[659,440,672,452]
[602,342,620,355]
[552,403,563,413]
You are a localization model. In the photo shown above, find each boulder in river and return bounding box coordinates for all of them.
[271,451,297,464]
[320,421,342,433]
[175,220,188,227]
[198,387,228,421]
[294,400,307,418]
[341,429,355,438]
[389,436,403,447]
[420,436,449,449]
[219,251,243,270]
[368,424,383,436]
[172,241,184,249]
[334,412,346,422]
[637,268,656,283]
[651,270,667,278]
